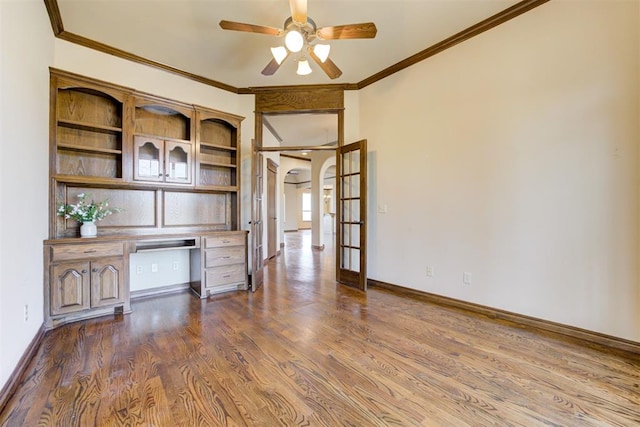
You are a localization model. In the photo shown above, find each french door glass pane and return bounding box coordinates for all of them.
[349,151,360,174]
[342,152,351,175]
[350,174,360,198]
[350,224,360,246]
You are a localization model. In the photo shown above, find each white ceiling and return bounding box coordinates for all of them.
[54,0,524,149]
[56,0,520,89]
[265,113,338,146]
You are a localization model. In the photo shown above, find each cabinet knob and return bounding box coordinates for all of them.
[82,269,88,274]
[92,268,98,272]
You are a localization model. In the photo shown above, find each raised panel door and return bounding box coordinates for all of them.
[51,261,90,315]
[90,257,124,308]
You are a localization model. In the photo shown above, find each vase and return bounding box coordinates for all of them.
[80,221,97,238]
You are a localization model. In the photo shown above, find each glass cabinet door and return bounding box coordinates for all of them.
[165,141,192,184]
[133,136,163,182]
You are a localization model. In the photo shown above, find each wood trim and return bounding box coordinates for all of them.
[0,324,46,413]
[259,145,336,152]
[357,0,550,89]
[52,29,240,94]
[368,279,640,354]
[281,153,312,162]
[44,0,64,35]
[44,0,548,94]
[255,90,344,113]
[248,83,357,93]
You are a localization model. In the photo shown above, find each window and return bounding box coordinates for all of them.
[302,192,311,222]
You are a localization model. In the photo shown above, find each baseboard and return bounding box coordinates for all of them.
[130,282,190,300]
[0,324,46,413]
[368,279,640,354]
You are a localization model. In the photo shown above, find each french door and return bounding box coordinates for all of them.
[336,140,367,290]
[251,140,264,292]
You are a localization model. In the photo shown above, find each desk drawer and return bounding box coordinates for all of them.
[204,234,245,249]
[51,242,124,262]
[205,247,245,268]
[204,264,245,288]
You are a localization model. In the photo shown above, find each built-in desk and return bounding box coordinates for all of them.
[43,230,248,330]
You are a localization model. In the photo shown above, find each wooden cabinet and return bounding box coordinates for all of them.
[133,136,192,184]
[191,231,248,298]
[51,73,130,182]
[46,70,248,328]
[45,240,129,329]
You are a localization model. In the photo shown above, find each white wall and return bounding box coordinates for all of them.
[0,0,53,389]
[360,1,640,341]
[283,184,300,232]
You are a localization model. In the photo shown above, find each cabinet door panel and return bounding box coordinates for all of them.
[90,257,125,308]
[51,261,90,315]
[134,136,164,182]
[165,141,192,184]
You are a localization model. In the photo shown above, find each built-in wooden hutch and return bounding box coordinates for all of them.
[44,68,247,329]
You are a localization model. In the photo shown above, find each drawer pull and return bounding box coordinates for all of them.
[222,256,231,259]
[83,250,97,254]
[222,240,231,244]
[223,274,231,278]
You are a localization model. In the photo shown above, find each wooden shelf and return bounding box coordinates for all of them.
[58,119,122,134]
[199,161,237,168]
[57,143,122,155]
[196,185,239,192]
[134,133,191,145]
[200,142,237,152]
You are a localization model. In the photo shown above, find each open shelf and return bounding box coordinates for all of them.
[199,161,237,168]
[134,133,191,145]
[58,119,122,134]
[200,142,237,151]
[57,143,122,155]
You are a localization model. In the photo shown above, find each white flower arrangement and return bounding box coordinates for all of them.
[57,193,122,223]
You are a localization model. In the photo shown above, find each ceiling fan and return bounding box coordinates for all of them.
[219,0,377,79]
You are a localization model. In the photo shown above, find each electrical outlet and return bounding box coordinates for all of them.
[426,266,434,277]
[151,263,158,273]
[172,261,179,271]
[463,272,472,285]
[24,304,28,322]
[136,265,143,275]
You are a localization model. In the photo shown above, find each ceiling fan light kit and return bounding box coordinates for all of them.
[219,0,377,79]
[270,46,288,65]
[296,59,313,76]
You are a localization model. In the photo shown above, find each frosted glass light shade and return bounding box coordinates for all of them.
[297,59,312,75]
[285,30,304,53]
[271,46,288,64]
[313,44,330,62]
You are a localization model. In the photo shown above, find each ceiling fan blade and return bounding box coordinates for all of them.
[219,20,283,36]
[289,0,307,25]
[261,54,289,76]
[316,22,377,40]
[308,48,342,80]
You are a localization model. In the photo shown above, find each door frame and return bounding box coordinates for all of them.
[266,158,278,260]
[253,89,359,289]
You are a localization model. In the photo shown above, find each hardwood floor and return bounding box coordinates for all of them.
[2,230,640,426]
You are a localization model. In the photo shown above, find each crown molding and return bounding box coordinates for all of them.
[357,0,549,89]
[44,0,549,94]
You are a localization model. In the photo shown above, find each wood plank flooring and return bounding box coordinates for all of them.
[2,230,640,426]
